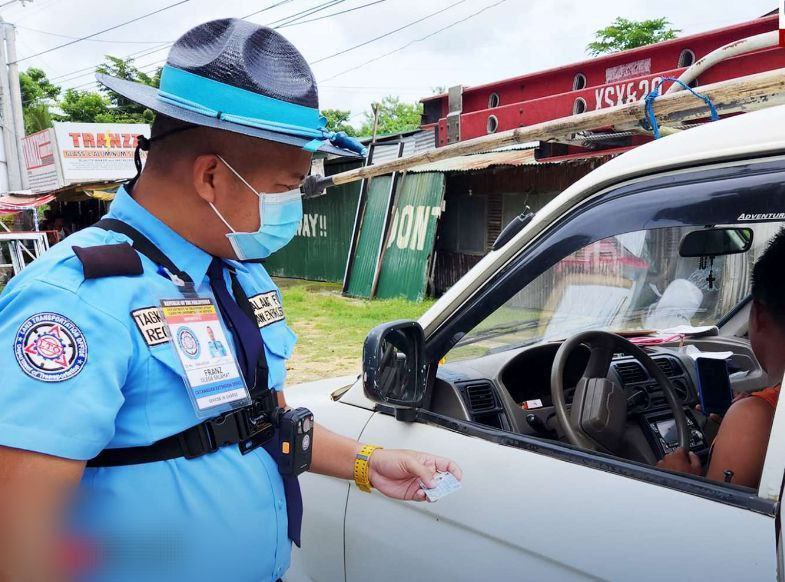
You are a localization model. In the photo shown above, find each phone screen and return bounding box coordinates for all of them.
[696,357,733,416]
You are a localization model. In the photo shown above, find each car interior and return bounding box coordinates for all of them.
[427,224,777,481]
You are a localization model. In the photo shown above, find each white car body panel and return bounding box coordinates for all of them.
[345,418,776,582]
[287,105,785,581]
[286,376,371,582]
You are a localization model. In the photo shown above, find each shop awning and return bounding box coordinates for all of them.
[0,193,55,215]
[54,182,119,202]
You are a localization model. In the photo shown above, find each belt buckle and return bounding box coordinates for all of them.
[207,411,242,448]
[178,423,216,459]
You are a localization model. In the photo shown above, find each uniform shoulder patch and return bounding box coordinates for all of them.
[14,313,88,382]
[248,291,285,329]
[130,306,169,347]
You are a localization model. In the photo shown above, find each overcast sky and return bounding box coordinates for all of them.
[3,0,777,127]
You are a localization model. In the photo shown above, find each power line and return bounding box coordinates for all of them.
[17,24,173,45]
[266,0,344,27]
[48,0,301,86]
[320,0,509,82]
[57,0,368,92]
[13,0,194,64]
[278,0,387,27]
[310,0,467,64]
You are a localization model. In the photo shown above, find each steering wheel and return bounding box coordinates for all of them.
[550,331,689,455]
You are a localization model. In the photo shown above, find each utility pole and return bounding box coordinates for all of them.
[0,1,33,192]
[0,16,21,191]
[5,22,28,189]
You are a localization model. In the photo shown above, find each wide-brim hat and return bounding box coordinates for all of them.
[97,18,366,158]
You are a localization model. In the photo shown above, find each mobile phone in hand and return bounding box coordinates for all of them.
[695,357,733,416]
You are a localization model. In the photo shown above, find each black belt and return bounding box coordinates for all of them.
[87,400,275,467]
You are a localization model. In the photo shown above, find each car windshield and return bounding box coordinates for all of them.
[447,223,784,362]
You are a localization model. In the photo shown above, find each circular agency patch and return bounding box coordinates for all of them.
[14,312,88,382]
[176,326,201,360]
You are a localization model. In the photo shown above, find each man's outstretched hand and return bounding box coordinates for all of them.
[369,449,462,502]
[656,447,702,476]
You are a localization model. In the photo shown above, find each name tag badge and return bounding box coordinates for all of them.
[160,296,251,417]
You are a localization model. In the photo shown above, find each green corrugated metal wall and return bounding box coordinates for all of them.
[345,175,394,297]
[264,162,362,282]
[375,172,446,301]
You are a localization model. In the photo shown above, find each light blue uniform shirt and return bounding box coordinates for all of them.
[0,187,297,581]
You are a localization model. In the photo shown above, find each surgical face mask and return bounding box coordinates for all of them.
[211,155,303,260]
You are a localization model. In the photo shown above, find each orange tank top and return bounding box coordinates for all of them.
[751,384,781,408]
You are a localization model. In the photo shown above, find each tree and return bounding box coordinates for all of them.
[19,68,60,133]
[359,96,422,137]
[58,89,112,123]
[23,104,53,134]
[587,17,680,56]
[321,108,357,136]
[95,55,159,124]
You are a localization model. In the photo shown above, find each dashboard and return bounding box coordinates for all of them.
[432,335,769,464]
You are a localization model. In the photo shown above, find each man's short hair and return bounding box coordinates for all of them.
[752,228,785,327]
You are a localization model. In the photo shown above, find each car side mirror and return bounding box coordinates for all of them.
[363,320,427,411]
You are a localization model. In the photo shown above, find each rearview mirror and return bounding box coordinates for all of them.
[679,227,753,258]
[363,320,426,409]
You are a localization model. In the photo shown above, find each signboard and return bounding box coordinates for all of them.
[22,129,60,193]
[22,122,150,192]
[605,58,651,84]
[53,122,150,184]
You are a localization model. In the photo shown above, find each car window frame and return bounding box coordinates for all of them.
[418,156,785,512]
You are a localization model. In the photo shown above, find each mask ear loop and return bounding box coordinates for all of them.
[215,154,262,197]
[209,201,237,233]
[215,154,266,234]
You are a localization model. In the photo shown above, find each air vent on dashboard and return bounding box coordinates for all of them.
[615,362,647,385]
[463,382,498,414]
[655,357,682,377]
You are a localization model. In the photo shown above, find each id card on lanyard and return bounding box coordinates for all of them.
[160,293,251,418]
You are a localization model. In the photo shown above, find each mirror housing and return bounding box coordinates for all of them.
[363,320,427,409]
[679,227,753,258]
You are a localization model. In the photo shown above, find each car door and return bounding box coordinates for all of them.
[345,412,778,581]
[345,159,785,581]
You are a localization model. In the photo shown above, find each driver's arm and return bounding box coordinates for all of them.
[658,396,774,488]
[704,396,774,487]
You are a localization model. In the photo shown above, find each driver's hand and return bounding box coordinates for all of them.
[657,447,702,476]
[696,392,749,425]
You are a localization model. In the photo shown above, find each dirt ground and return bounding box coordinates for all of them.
[275,278,434,385]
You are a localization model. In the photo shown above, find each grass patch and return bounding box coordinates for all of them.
[277,278,435,385]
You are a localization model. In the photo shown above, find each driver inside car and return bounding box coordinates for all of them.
[657,229,785,488]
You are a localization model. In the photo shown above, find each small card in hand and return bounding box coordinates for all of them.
[420,471,462,502]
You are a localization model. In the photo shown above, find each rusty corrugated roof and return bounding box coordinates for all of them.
[407,148,541,173]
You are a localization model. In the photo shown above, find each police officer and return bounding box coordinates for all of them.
[0,19,461,581]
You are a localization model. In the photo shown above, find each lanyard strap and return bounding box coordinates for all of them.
[93,218,193,286]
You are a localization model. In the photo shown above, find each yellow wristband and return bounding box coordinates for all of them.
[354,445,382,493]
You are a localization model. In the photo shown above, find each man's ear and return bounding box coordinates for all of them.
[751,300,768,334]
[192,154,223,204]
